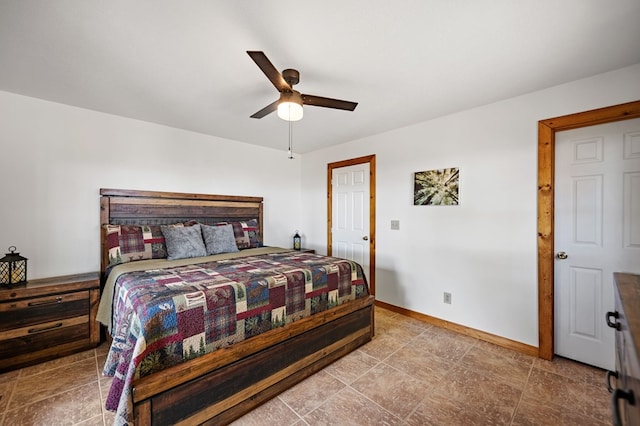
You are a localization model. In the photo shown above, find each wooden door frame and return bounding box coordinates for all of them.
[537,100,640,360]
[327,154,376,295]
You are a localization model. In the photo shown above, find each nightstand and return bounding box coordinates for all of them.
[0,272,100,372]
[297,248,316,254]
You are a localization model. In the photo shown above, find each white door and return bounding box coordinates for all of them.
[554,118,640,370]
[331,163,370,281]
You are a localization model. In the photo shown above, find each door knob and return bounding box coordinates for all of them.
[606,311,621,330]
[556,251,568,259]
[362,236,369,241]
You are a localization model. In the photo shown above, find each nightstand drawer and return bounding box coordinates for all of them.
[0,291,90,331]
[0,316,90,358]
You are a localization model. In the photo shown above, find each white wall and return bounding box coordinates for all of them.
[0,91,302,279]
[300,63,640,347]
[2,63,638,347]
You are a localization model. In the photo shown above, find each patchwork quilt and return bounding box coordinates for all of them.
[102,249,369,425]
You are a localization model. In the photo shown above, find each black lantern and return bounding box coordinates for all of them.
[0,246,28,287]
[293,231,301,251]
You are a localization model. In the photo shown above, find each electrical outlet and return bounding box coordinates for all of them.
[444,292,452,304]
[390,220,400,230]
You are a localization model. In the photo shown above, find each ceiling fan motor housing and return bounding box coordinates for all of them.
[282,68,299,86]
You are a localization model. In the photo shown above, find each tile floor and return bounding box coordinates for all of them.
[0,307,611,425]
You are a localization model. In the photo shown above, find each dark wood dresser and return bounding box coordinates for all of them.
[0,272,100,372]
[607,272,640,425]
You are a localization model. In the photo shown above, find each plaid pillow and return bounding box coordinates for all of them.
[218,219,261,249]
[104,225,162,266]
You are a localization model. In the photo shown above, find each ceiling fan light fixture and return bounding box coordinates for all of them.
[277,91,303,121]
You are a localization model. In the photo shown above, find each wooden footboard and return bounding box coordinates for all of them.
[132,295,375,425]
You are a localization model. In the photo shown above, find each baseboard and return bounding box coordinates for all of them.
[374,300,539,358]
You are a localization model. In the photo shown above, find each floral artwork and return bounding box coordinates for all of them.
[414,167,459,205]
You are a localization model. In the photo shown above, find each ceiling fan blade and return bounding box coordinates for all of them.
[247,51,290,92]
[250,100,279,119]
[302,94,358,111]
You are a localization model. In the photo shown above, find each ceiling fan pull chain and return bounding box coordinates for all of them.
[288,119,294,159]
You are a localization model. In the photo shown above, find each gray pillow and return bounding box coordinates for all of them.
[160,223,207,260]
[201,223,240,255]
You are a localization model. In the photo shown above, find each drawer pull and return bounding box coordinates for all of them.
[606,370,618,393]
[28,297,63,307]
[612,388,635,426]
[28,322,63,334]
[606,311,620,330]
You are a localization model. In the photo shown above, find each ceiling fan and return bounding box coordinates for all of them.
[247,51,358,121]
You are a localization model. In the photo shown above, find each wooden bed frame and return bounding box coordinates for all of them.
[99,188,375,425]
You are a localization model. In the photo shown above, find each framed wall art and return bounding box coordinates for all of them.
[414,167,459,206]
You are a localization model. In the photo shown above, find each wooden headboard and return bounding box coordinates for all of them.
[99,188,264,275]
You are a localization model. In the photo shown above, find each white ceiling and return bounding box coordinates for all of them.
[1,1,639,154]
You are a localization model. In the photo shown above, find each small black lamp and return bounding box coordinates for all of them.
[293,231,301,251]
[0,246,28,287]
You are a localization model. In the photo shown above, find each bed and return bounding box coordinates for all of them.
[97,188,375,425]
